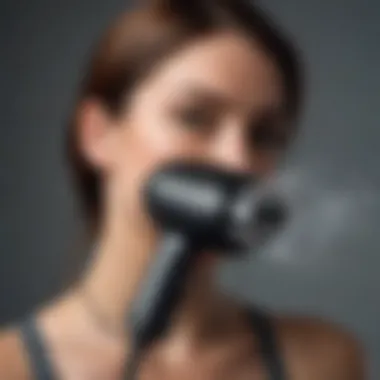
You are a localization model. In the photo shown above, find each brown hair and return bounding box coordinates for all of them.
[66,0,304,235]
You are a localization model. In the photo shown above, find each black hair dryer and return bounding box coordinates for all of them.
[127,161,287,354]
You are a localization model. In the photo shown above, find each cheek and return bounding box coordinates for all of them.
[112,113,202,207]
[251,151,281,178]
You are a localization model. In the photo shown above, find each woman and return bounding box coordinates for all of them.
[0,0,365,379]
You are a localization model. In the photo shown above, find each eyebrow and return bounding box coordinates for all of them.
[180,85,235,108]
[181,84,284,116]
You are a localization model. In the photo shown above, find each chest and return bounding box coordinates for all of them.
[59,342,270,380]
[127,344,270,380]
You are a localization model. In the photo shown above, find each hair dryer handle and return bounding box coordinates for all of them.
[128,232,194,349]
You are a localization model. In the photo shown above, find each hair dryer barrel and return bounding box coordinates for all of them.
[144,162,287,251]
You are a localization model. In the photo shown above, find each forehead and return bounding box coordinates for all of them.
[137,31,284,111]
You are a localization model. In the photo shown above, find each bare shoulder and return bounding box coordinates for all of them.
[0,326,31,379]
[273,315,367,380]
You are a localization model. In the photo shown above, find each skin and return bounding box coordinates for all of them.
[0,31,366,380]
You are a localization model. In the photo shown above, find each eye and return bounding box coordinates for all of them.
[174,104,217,133]
[248,117,289,152]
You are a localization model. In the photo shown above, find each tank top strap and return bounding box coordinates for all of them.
[248,308,287,380]
[19,316,57,380]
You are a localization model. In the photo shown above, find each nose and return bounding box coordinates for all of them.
[207,125,252,174]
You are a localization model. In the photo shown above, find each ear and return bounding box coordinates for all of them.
[76,99,118,172]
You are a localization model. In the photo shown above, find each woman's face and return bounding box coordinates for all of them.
[80,31,291,221]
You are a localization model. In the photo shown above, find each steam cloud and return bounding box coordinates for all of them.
[260,165,380,266]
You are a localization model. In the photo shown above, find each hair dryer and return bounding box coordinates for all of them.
[124,162,287,379]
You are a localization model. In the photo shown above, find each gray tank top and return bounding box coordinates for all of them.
[20,308,286,380]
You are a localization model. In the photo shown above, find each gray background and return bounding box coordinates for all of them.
[1,0,379,378]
